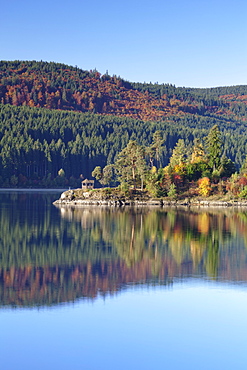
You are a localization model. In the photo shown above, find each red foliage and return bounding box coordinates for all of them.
[238,176,247,186]
[1,62,247,123]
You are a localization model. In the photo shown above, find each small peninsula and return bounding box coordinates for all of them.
[54,125,247,208]
[53,187,247,208]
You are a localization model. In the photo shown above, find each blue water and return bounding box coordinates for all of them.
[1,191,247,369]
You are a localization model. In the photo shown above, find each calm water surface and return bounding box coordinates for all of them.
[1,191,247,369]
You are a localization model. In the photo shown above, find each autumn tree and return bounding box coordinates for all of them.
[190,138,205,164]
[186,138,210,180]
[197,177,212,197]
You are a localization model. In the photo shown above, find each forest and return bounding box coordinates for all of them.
[1,60,247,187]
[1,60,247,122]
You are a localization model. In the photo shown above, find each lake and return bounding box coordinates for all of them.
[1,191,247,369]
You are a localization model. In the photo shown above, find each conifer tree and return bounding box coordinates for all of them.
[205,125,222,171]
[114,140,148,189]
[169,139,186,168]
[148,130,165,168]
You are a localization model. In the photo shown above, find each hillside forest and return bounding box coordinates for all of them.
[1,60,247,193]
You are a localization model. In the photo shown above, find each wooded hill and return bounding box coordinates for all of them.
[1,60,247,122]
[1,60,247,187]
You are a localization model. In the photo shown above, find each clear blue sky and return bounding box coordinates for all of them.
[1,0,247,87]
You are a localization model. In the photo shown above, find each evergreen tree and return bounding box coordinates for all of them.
[205,125,222,171]
[114,140,148,189]
[219,155,236,178]
[148,130,165,168]
[101,165,114,186]
[169,139,186,168]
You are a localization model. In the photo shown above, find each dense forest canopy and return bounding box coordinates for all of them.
[1,60,247,121]
[0,60,247,187]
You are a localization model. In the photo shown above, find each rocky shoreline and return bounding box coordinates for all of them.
[53,189,247,208]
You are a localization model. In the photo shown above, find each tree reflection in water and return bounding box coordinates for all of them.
[1,192,247,307]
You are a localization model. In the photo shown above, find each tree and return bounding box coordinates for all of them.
[190,138,205,164]
[148,131,165,168]
[58,168,65,177]
[114,140,148,189]
[197,177,212,197]
[56,168,67,186]
[186,138,210,180]
[92,166,102,181]
[92,165,114,186]
[167,183,177,198]
[101,165,114,186]
[169,139,186,168]
[240,155,247,174]
[219,155,236,178]
[205,125,222,171]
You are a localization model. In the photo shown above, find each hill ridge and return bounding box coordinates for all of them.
[1,60,247,123]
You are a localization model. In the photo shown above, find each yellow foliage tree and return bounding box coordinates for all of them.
[197,177,212,197]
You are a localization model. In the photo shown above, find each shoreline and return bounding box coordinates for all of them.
[53,199,247,208]
[53,189,247,208]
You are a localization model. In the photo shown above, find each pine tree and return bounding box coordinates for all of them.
[148,130,165,168]
[114,140,148,189]
[205,125,222,171]
[169,139,186,168]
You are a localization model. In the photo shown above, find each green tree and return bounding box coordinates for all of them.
[169,139,186,168]
[101,165,114,186]
[240,155,247,174]
[219,155,236,178]
[92,165,114,186]
[148,130,165,168]
[115,140,148,189]
[205,125,222,171]
[167,183,177,198]
[92,166,102,181]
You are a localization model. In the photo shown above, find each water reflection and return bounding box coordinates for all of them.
[1,191,247,307]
